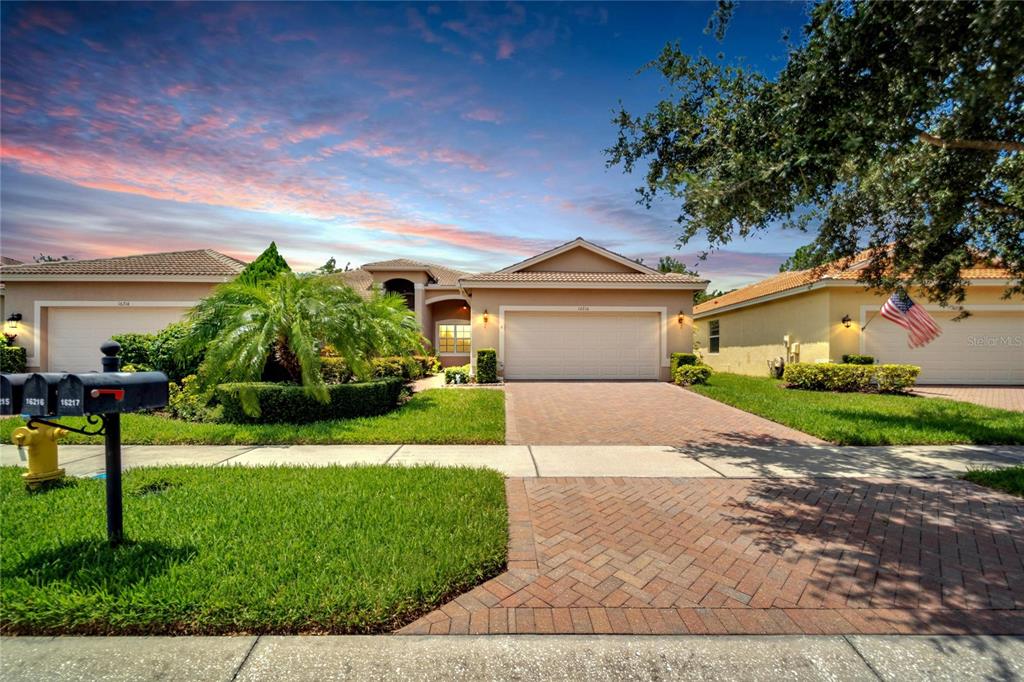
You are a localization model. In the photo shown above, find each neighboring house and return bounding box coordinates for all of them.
[336,238,707,380]
[0,250,245,371]
[693,253,1022,385]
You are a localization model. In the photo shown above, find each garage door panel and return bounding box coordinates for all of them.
[505,311,660,380]
[48,307,189,372]
[864,311,1023,385]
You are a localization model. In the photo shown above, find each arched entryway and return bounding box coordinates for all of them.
[425,296,471,367]
[383,278,415,310]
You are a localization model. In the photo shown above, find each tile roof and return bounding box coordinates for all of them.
[0,249,246,277]
[694,252,1012,316]
[461,271,707,284]
[1,256,24,266]
[332,261,470,297]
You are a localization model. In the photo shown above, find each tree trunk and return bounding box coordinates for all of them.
[273,339,303,384]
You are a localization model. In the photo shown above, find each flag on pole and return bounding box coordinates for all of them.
[879,291,942,348]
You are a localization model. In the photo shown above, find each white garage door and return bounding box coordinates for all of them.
[47,306,190,372]
[504,311,661,380]
[864,310,1024,384]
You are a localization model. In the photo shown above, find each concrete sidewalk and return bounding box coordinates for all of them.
[2,442,1022,479]
[3,634,1023,681]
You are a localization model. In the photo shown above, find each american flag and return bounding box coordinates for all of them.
[879,291,942,348]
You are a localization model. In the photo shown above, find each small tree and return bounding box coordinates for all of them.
[236,242,290,286]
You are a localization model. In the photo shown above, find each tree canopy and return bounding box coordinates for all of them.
[779,243,837,272]
[236,242,290,286]
[608,0,1023,305]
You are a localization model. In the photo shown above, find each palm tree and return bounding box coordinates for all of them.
[178,271,423,403]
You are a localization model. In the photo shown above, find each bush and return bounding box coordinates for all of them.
[445,364,471,385]
[371,356,423,381]
[168,375,213,422]
[874,364,921,393]
[476,348,498,384]
[216,379,404,424]
[152,322,201,382]
[670,353,700,373]
[673,364,712,386]
[783,363,873,392]
[320,357,353,384]
[111,332,156,369]
[414,355,442,375]
[0,345,27,373]
[842,354,875,365]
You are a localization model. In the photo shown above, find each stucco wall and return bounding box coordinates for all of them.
[1,280,219,370]
[695,289,831,376]
[467,287,695,381]
[520,249,638,273]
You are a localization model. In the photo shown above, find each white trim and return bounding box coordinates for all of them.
[435,318,472,357]
[858,303,1024,354]
[497,305,670,368]
[424,294,470,305]
[28,300,196,367]
[497,238,662,275]
[458,280,705,290]
[0,274,234,283]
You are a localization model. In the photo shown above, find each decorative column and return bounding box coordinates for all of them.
[413,283,425,327]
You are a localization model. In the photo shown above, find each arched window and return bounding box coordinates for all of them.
[383,278,415,309]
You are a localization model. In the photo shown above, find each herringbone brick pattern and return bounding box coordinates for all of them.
[397,477,1024,635]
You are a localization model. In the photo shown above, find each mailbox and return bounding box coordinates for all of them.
[1,373,32,416]
[21,373,66,416]
[56,371,169,416]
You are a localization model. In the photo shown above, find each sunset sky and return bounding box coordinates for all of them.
[2,1,813,289]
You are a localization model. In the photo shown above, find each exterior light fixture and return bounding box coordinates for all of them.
[678,311,686,326]
[841,314,852,328]
[6,313,22,330]
[482,309,489,326]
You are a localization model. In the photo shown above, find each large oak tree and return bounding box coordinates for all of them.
[608,0,1023,304]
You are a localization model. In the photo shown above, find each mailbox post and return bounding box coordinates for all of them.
[101,340,124,545]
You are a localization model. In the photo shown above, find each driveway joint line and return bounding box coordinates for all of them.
[843,635,885,681]
[215,447,260,466]
[229,635,260,681]
[527,445,540,477]
[691,456,727,478]
[384,444,403,464]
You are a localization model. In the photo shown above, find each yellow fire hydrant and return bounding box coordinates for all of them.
[12,423,67,488]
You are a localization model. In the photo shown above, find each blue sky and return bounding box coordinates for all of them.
[1,1,814,289]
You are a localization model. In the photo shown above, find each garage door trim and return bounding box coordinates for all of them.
[498,305,670,370]
[31,299,198,366]
[858,303,1024,354]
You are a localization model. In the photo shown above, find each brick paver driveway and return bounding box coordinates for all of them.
[399,477,1024,635]
[912,385,1024,412]
[505,381,822,445]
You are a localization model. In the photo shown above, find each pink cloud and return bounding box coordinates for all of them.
[17,6,75,35]
[164,83,195,98]
[462,107,504,124]
[424,147,490,172]
[496,36,516,60]
[284,122,340,144]
[48,105,81,118]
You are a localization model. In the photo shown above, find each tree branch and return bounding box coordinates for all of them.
[977,197,1023,216]
[918,131,1024,153]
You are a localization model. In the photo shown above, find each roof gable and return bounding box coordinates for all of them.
[500,238,658,275]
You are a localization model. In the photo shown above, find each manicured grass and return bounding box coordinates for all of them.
[0,465,507,634]
[689,373,1024,445]
[963,465,1024,497]
[0,389,505,445]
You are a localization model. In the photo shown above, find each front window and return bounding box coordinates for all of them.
[438,323,471,354]
[709,320,720,354]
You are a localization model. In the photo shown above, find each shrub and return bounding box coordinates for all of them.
[320,357,353,384]
[414,355,442,375]
[152,322,201,382]
[874,364,920,393]
[673,364,712,386]
[783,363,873,392]
[216,379,403,423]
[445,364,471,384]
[111,332,157,369]
[476,348,498,384]
[0,345,27,373]
[167,375,213,422]
[670,353,700,373]
[842,354,875,365]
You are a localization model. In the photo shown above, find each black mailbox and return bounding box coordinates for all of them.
[56,371,169,416]
[21,373,66,416]
[0,373,32,416]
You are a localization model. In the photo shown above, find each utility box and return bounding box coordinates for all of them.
[21,373,66,417]
[55,371,169,416]
[0,373,32,416]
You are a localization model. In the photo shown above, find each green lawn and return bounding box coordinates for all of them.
[963,465,1024,497]
[0,388,505,445]
[0,465,507,635]
[689,373,1024,445]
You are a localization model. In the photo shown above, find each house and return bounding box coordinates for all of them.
[693,252,1022,385]
[0,250,245,371]
[336,238,707,380]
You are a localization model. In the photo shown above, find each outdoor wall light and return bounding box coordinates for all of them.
[678,311,686,326]
[841,314,852,328]
[482,309,489,326]
[6,313,22,330]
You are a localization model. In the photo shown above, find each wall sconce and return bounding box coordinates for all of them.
[482,309,489,327]
[6,313,22,330]
[677,311,686,327]
[841,314,852,329]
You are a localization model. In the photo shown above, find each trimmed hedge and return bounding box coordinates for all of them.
[216,379,404,424]
[783,362,920,393]
[673,364,712,386]
[111,322,199,382]
[842,354,875,365]
[0,345,27,373]
[370,355,440,382]
[445,364,471,384]
[670,353,700,373]
[476,348,498,384]
[320,357,353,384]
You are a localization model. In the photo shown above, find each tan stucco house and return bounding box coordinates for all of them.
[0,250,245,371]
[693,253,1022,385]
[337,238,707,380]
